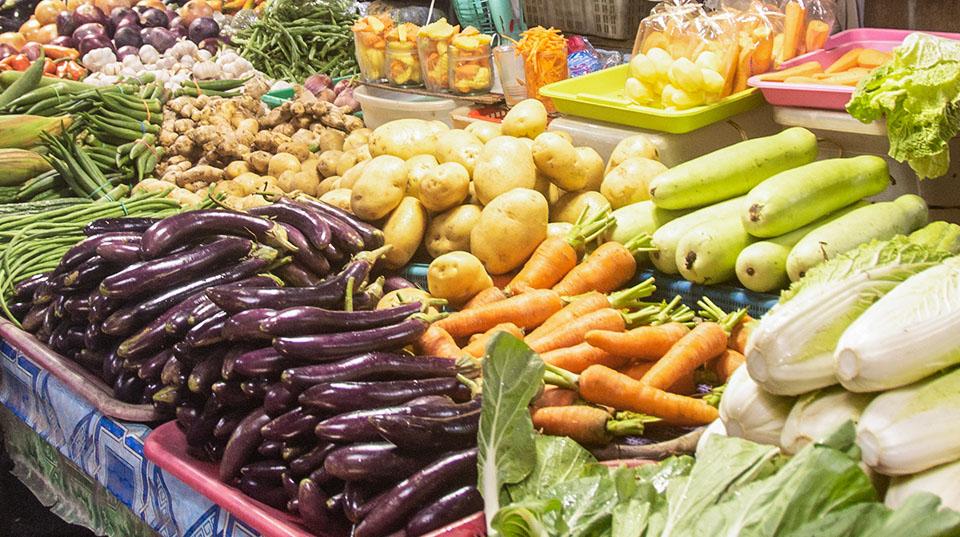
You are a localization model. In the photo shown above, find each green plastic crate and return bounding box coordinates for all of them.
[539,64,763,134]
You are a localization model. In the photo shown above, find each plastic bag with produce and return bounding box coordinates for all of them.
[722,0,836,63]
[627,3,737,109]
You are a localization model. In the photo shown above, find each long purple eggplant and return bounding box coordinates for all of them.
[160,354,183,387]
[230,348,294,378]
[222,309,275,341]
[211,380,259,407]
[220,408,271,482]
[84,217,157,236]
[353,448,478,537]
[298,378,471,413]
[258,440,283,459]
[62,295,90,322]
[250,199,331,251]
[20,303,47,333]
[101,249,276,336]
[101,237,254,299]
[279,223,330,277]
[281,352,463,387]
[188,357,224,394]
[213,411,246,440]
[282,472,299,499]
[176,405,200,434]
[298,478,349,535]
[87,290,122,323]
[13,273,48,302]
[95,241,143,265]
[289,442,336,477]
[55,233,141,276]
[263,383,302,417]
[275,262,324,287]
[117,290,211,359]
[239,479,288,510]
[369,410,480,451]
[294,197,378,251]
[240,379,270,399]
[186,398,225,447]
[273,316,435,360]
[182,311,228,348]
[49,323,84,355]
[313,396,454,443]
[261,406,320,442]
[240,460,287,485]
[137,348,173,382]
[140,210,295,259]
[405,486,482,537]
[383,276,417,293]
[55,255,112,292]
[112,371,145,403]
[342,481,381,523]
[261,302,422,337]
[324,443,428,483]
[101,348,123,385]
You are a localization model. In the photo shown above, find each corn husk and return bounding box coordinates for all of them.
[0,149,52,186]
[0,115,71,149]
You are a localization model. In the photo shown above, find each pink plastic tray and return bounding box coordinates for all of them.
[0,319,162,422]
[144,422,486,537]
[748,28,960,110]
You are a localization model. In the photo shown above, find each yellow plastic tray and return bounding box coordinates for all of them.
[539,64,764,134]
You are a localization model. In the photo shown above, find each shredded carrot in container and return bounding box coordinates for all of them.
[515,26,568,111]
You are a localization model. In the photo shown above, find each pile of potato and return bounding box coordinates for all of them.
[314,98,667,291]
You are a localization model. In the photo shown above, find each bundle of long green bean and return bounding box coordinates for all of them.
[233,0,358,81]
[0,190,213,308]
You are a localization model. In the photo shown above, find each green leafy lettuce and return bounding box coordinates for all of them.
[847,32,960,179]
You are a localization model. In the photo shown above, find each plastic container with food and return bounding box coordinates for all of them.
[417,18,459,92]
[448,26,494,95]
[385,22,422,87]
[352,14,394,82]
[516,26,569,111]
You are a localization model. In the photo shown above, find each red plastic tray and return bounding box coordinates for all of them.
[748,28,960,110]
[0,319,162,422]
[144,422,486,537]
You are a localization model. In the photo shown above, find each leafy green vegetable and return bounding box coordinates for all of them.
[478,333,546,530]
[847,32,960,179]
[507,436,599,503]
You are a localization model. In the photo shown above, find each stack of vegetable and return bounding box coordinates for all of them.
[7,198,385,406]
[232,0,357,82]
[153,85,362,209]
[605,126,930,292]
[718,221,960,512]
[477,333,960,537]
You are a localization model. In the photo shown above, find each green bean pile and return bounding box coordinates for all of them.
[0,190,206,305]
[233,0,358,82]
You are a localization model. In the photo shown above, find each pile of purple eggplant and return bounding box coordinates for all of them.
[211,352,482,537]
[9,197,389,408]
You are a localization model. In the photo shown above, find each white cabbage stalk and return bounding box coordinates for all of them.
[835,257,960,392]
[780,386,874,454]
[886,458,960,512]
[747,237,948,396]
[696,419,727,456]
[720,367,794,446]
[857,367,960,475]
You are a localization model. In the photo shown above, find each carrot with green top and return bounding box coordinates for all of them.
[585,322,691,360]
[527,301,666,354]
[552,234,656,296]
[697,297,754,354]
[531,405,660,446]
[541,342,627,374]
[507,208,614,294]
[526,277,656,343]
[620,361,696,394]
[639,315,741,390]
[435,289,563,339]
[531,387,579,410]
[711,348,746,380]
[578,365,719,425]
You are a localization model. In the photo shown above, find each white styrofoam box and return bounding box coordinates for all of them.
[772,107,960,206]
[548,104,782,167]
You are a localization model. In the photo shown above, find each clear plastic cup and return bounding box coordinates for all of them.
[494,44,526,106]
[386,41,423,87]
[449,43,493,95]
